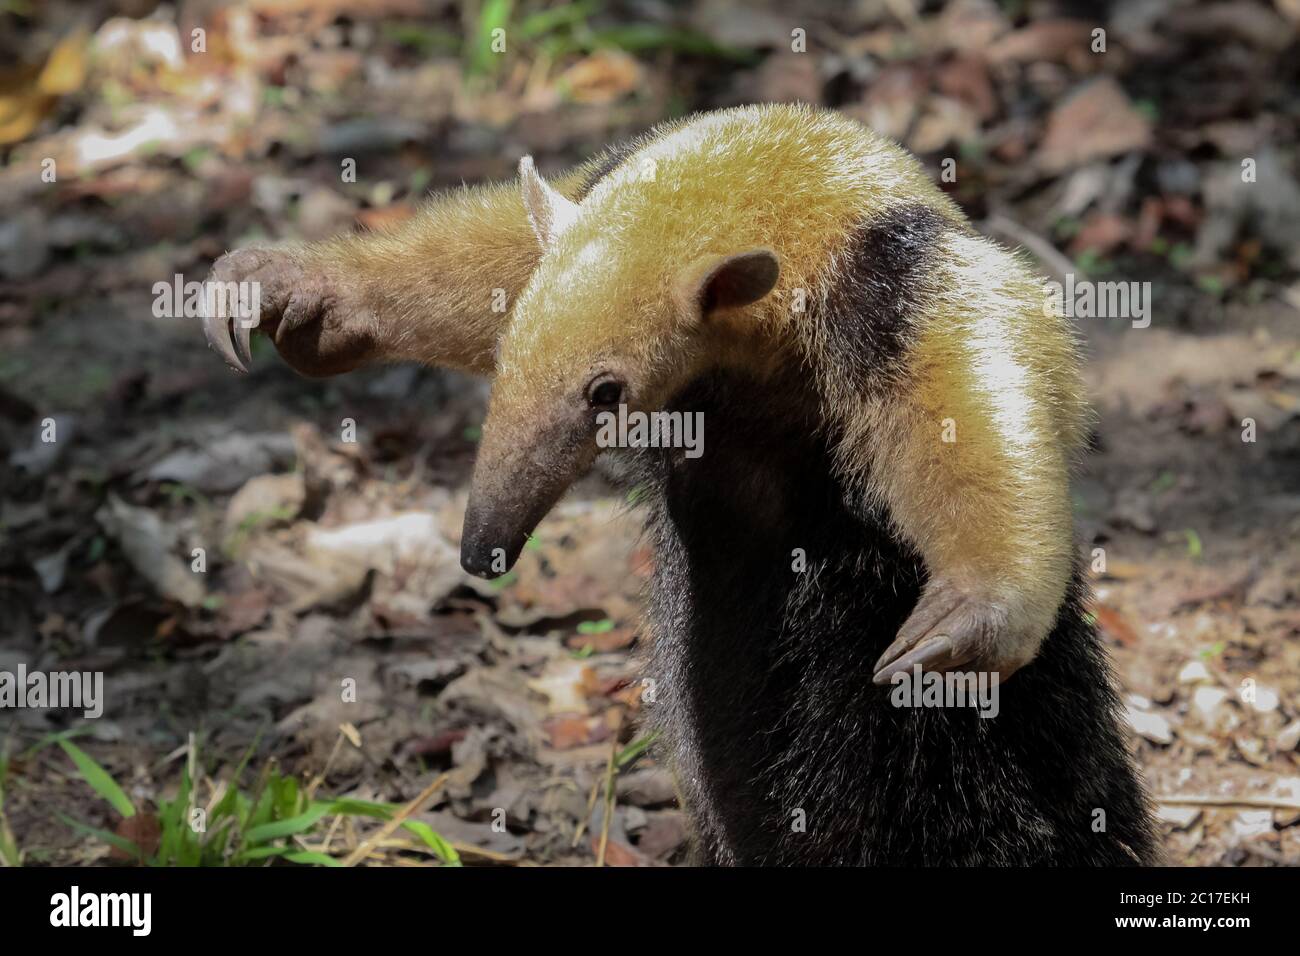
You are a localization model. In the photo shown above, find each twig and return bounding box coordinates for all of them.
[595,717,626,868]
[1157,794,1300,811]
[341,772,449,868]
[446,841,519,865]
[318,812,344,855]
[185,732,198,834]
[596,735,618,868]
[305,728,348,801]
[572,773,602,848]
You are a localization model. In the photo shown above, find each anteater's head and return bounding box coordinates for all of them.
[460,154,780,578]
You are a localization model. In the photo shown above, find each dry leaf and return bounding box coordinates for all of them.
[559,50,643,105]
[1036,78,1152,173]
[37,29,89,95]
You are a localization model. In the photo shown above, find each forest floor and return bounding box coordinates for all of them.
[1,0,1298,866]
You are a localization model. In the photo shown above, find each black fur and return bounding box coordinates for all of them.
[814,205,951,391]
[574,140,641,201]
[622,369,1157,866]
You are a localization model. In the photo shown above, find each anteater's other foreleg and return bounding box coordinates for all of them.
[832,234,1090,683]
[202,169,593,378]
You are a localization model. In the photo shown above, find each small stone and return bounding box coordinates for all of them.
[1246,683,1280,713]
[1156,805,1201,830]
[1178,660,1211,684]
[1125,704,1173,745]
[1231,810,1274,841]
[1275,719,1300,752]
[1192,686,1230,721]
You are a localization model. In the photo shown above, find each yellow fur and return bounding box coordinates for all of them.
[293,166,599,375]
[498,104,1088,664]
[282,103,1088,667]
[833,233,1088,652]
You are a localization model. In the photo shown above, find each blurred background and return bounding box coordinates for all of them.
[0,0,1298,867]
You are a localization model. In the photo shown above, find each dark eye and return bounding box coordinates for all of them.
[587,376,624,408]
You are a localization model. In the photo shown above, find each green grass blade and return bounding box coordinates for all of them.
[401,820,461,866]
[284,851,343,867]
[242,803,331,845]
[58,740,135,818]
[615,731,660,769]
[0,828,19,866]
[0,777,20,866]
[318,797,398,818]
[313,799,460,865]
[21,726,93,759]
[56,811,142,860]
[469,0,514,74]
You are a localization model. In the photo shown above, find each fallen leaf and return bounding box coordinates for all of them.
[223,472,306,541]
[527,659,597,715]
[543,714,611,750]
[1036,78,1152,174]
[934,54,998,122]
[987,19,1093,64]
[95,494,205,608]
[616,768,677,807]
[37,28,89,95]
[0,29,87,145]
[1094,603,1140,646]
[564,625,636,653]
[111,813,161,862]
[594,834,653,866]
[146,431,296,493]
[635,811,687,860]
[1069,213,1132,256]
[559,50,643,105]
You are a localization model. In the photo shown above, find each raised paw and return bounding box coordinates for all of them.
[201,248,296,373]
[871,577,1036,685]
[202,248,376,377]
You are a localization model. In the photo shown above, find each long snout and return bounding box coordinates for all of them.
[461,482,561,578]
[460,415,595,579]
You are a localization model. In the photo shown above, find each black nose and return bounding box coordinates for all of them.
[460,543,499,579]
[459,521,524,579]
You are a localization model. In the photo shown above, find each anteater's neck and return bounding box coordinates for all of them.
[627,369,1156,866]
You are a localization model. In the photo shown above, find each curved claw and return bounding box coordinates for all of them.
[201,289,248,373]
[872,633,976,685]
[872,586,963,679]
[871,581,998,685]
[234,310,253,368]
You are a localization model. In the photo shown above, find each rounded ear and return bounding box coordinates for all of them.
[677,249,780,319]
[519,155,579,248]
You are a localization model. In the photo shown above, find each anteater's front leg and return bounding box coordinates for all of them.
[202,170,592,378]
[857,234,1090,684]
